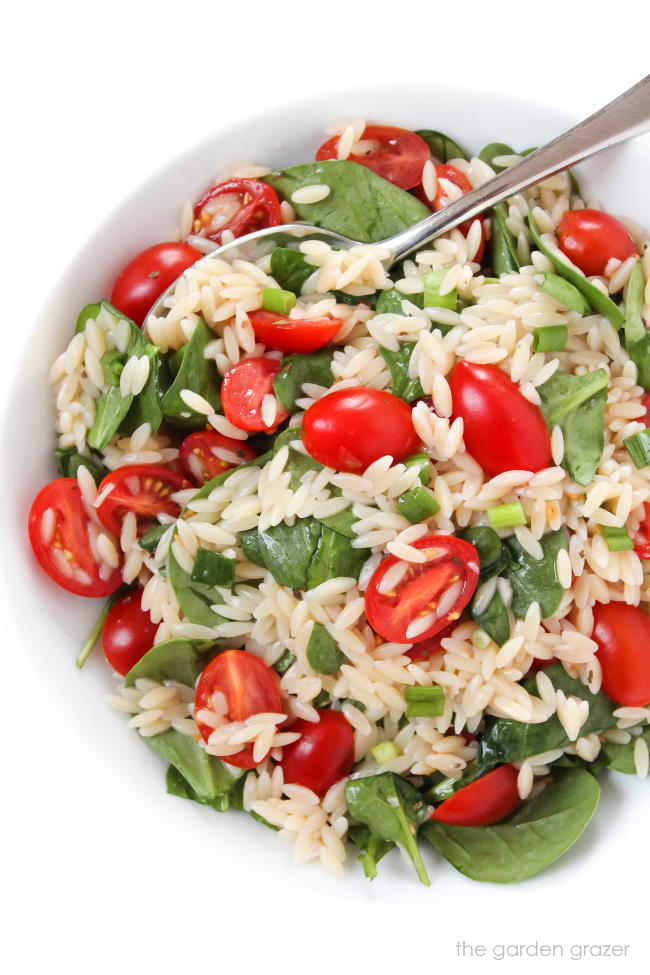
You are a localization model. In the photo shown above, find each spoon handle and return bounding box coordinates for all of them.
[385,74,650,264]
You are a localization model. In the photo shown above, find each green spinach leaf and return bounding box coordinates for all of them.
[415,129,468,162]
[491,201,520,276]
[504,527,569,619]
[307,525,366,589]
[380,343,424,402]
[125,638,211,688]
[344,772,430,886]
[423,768,600,883]
[165,762,241,811]
[167,546,228,627]
[538,369,608,485]
[472,590,510,647]
[144,729,236,803]
[602,727,650,774]
[253,518,323,590]
[264,160,430,243]
[306,622,345,674]
[191,548,236,588]
[120,340,164,436]
[270,247,315,293]
[347,823,396,880]
[160,319,220,426]
[273,350,334,412]
[478,142,515,172]
[54,446,106,484]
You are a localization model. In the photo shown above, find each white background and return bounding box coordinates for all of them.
[2,2,650,973]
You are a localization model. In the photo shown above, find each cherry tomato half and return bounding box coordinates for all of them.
[179,430,257,486]
[95,465,191,536]
[221,357,289,433]
[195,649,282,769]
[633,502,650,560]
[102,589,158,676]
[414,164,486,263]
[303,387,420,474]
[110,242,202,326]
[557,209,639,277]
[450,361,551,477]
[28,478,123,597]
[279,709,355,796]
[430,765,520,826]
[405,623,455,662]
[316,125,430,191]
[193,178,281,244]
[365,535,480,644]
[248,309,342,354]
[592,602,650,707]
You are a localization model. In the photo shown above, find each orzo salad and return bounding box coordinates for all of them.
[29,119,650,884]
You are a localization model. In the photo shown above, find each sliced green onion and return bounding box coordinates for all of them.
[532,325,568,353]
[262,287,297,314]
[601,526,634,551]
[403,453,431,485]
[404,685,443,702]
[423,270,456,310]
[312,690,332,709]
[371,741,401,764]
[624,429,650,469]
[487,502,527,530]
[404,687,445,718]
[397,486,440,524]
[76,585,127,668]
[471,627,492,650]
[540,273,590,315]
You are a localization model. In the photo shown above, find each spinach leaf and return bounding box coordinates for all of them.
[458,526,504,578]
[88,385,134,451]
[375,288,409,315]
[415,129,468,163]
[504,527,569,619]
[624,263,650,391]
[344,772,430,885]
[270,247,315,293]
[239,527,268,570]
[253,518,323,590]
[318,506,358,539]
[138,523,169,553]
[328,289,380,307]
[307,526,366,589]
[459,526,510,644]
[165,762,241,811]
[602,727,650,774]
[273,649,296,675]
[306,622,345,674]
[54,446,106,484]
[472,590,510,646]
[380,343,424,402]
[347,823,396,880]
[160,319,220,426]
[75,301,103,334]
[191,548,236,588]
[264,161,430,243]
[167,546,228,627]
[144,729,236,803]
[273,350,334,412]
[120,340,163,436]
[476,664,617,773]
[425,761,479,803]
[424,768,600,883]
[478,142,515,172]
[537,369,608,485]
[528,214,624,327]
[274,437,357,538]
[124,638,211,687]
[491,201,520,276]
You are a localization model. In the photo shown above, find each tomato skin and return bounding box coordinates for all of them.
[279,710,355,796]
[193,178,281,244]
[221,357,289,433]
[316,125,430,190]
[431,765,520,826]
[642,393,650,426]
[102,590,158,676]
[634,502,650,560]
[592,602,650,707]
[179,431,256,486]
[365,535,480,644]
[248,310,342,354]
[110,242,202,326]
[414,164,486,263]
[28,478,123,597]
[405,624,454,662]
[450,361,551,477]
[195,650,282,769]
[303,388,420,474]
[557,209,639,277]
[527,656,557,674]
[95,465,191,536]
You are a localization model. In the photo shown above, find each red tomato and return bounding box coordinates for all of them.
[95,465,191,536]
[280,709,355,796]
[414,164,486,263]
[28,478,123,597]
[194,650,282,769]
[365,535,480,644]
[193,178,281,244]
[633,502,650,560]
[557,209,639,277]
[179,431,256,486]
[405,623,455,661]
[248,309,342,354]
[221,357,289,433]
[592,602,650,707]
[450,361,551,477]
[303,388,420,474]
[431,765,520,826]
[641,393,650,426]
[316,125,430,190]
[527,656,557,674]
[102,589,158,676]
[110,242,202,326]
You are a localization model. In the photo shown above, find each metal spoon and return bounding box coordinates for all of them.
[147,74,650,324]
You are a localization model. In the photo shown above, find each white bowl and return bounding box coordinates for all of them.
[3,85,648,910]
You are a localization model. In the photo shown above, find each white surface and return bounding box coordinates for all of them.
[3,3,650,973]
